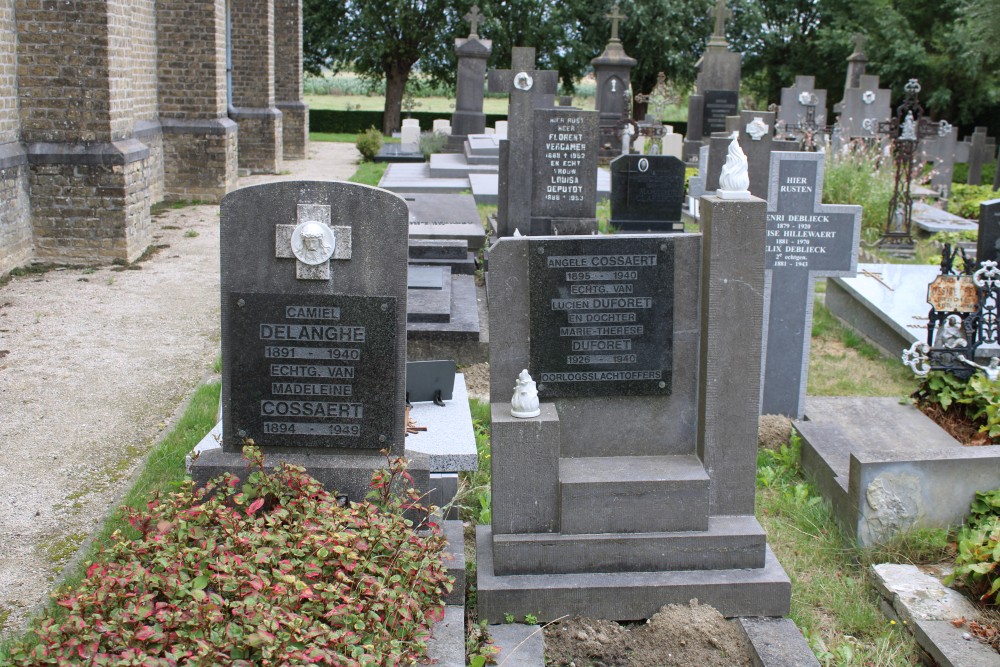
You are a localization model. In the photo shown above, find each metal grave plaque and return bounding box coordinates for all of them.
[927,275,978,313]
[228,292,396,449]
[528,237,673,398]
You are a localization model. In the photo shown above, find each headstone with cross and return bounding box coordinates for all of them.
[705,111,798,199]
[592,4,637,160]
[761,152,862,417]
[686,0,741,157]
[451,4,493,139]
[926,124,958,197]
[777,76,828,150]
[488,47,558,237]
[191,180,426,503]
[834,74,890,141]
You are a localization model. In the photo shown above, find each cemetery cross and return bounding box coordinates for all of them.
[488,47,558,236]
[761,152,861,418]
[606,4,626,42]
[708,0,732,46]
[464,4,484,38]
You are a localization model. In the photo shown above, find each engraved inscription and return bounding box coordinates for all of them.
[528,238,673,398]
[229,293,395,448]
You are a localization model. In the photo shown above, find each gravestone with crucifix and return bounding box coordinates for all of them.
[450,5,493,141]
[834,74,891,141]
[591,4,637,160]
[777,76,828,150]
[191,180,428,503]
[684,0,741,160]
[761,152,862,417]
[488,47,558,237]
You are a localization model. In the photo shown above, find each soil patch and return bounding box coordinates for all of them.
[543,600,753,667]
[915,400,994,446]
[461,361,489,402]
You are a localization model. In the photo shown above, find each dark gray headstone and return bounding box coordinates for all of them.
[452,32,492,137]
[761,153,861,418]
[527,236,673,398]
[703,90,739,135]
[835,74,890,140]
[609,154,685,232]
[778,75,827,129]
[977,199,1000,264]
[968,127,989,186]
[529,108,599,234]
[219,181,408,453]
[928,126,958,195]
[488,47,559,237]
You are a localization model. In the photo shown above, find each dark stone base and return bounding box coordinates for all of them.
[612,219,684,233]
[190,447,430,508]
[374,144,425,163]
[476,526,791,622]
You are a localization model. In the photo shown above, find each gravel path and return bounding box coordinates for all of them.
[0,141,360,638]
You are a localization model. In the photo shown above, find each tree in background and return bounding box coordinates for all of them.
[304,0,461,134]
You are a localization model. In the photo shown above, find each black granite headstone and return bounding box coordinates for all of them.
[609,154,685,232]
[702,90,739,135]
[527,237,673,398]
[761,153,861,418]
[530,108,600,234]
[218,182,409,454]
[977,199,1000,264]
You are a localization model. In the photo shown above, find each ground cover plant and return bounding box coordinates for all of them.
[6,447,451,666]
[912,370,1000,444]
[947,488,1000,605]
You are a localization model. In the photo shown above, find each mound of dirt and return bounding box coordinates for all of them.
[758,414,793,450]
[543,600,753,667]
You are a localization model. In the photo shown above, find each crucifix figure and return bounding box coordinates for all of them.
[606,4,627,42]
[275,204,352,280]
[464,4,484,38]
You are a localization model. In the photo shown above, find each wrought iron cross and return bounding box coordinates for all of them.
[877,79,950,251]
[464,5,484,38]
[606,4,627,42]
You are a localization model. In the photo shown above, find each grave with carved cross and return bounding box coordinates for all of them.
[192,180,424,505]
[685,0,741,161]
[761,152,861,417]
[706,110,798,200]
[451,4,492,139]
[592,3,637,160]
[777,76,829,150]
[488,47,558,236]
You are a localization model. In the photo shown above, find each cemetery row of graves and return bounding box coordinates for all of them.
[4,2,1000,665]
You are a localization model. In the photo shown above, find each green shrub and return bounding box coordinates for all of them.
[949,183,997,220]
[953,161,996,187]
[914,370,1000,440]
[823,145,895,245]
[946,488,1000,603]
[418,132,447,159]
[7,446,450,666]
[355,126,383,162]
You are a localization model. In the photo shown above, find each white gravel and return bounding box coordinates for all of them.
[0,141,360,638]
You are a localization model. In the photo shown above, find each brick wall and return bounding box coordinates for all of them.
[230,0,282,172]
[274,0,307,159]
[0,163,33,274]
[157,0,228,119]
[107,0,159,137]
[16,0,114,143]
[0,2,19,144]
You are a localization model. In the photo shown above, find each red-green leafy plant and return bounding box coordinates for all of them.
[946,488,1000,605]
[9,446,451,666]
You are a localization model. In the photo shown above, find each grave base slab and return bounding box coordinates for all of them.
[477,526,791,622]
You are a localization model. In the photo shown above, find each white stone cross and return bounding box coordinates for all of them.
[275,203,352,281]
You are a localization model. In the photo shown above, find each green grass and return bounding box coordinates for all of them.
[756,437,950,665]
[823,148,894,246]
[348,161,389,186]
[808,296,918,397]
[0,381,221,659]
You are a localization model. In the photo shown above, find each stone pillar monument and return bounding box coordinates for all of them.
[591,4,637,160]
[683,0,741,161]
[449,5,493,149]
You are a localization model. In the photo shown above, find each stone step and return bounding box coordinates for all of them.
[476,526,791,622]
[491,515,766,575]
[559,455,710,533]
[441,520,465,605]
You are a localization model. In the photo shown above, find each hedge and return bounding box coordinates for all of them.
[309,108,688,138]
